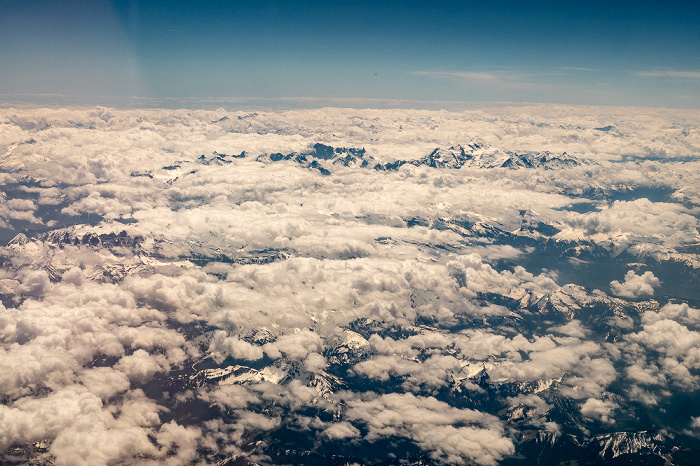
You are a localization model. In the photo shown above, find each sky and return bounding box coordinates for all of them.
[0,0,699,108]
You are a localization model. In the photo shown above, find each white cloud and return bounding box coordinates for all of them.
[78,367,130,400]
[61,267,84,286]
[620,303,700,400]
[352,354,462,390]
[267,329,323,360]
[304,352,327,371]
[199,384,258,411]
[610,270,660,298]
[0,387,199,464]
[580,398,617,423]
[344,393,514,465]
[548,320,589,338]
[209,330,264,362]
[412,71,504,81]
[636,70,700,79]
[322,421,361,440]
[566,198,700,250]
[410,70,536,91]
[20,270,52,297]
[645,303,700,326]
[115,349,169,384]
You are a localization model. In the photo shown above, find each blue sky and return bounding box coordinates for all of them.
[1,0,699,108]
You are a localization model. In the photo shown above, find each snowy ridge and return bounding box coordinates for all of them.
[250,141,590,175]
[375,142,588,171]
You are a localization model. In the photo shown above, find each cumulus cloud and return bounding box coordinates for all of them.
[564,198,700,251]
[19,270,52,297]
[618,302,700,408]
[61,267,84,286]
[209,330,264,362]
[548,320,589,338]
[610,270,660,298]
[691,416,700,429]
[352,353,462,391]
[266,329,323,360]
[114,349,169,384]
[78,367,130,400]
[580,398,617,423]
[0,387,199,465]
[322,421,361,440]
[344,393,514,465]
[646,303,700,326]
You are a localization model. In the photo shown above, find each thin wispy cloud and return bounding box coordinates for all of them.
[411,70,528,82]
[412,71,502,81]
[636,70,700,79]
[559,67,600,72]
[409,69,608,98]
[410,70,541,93]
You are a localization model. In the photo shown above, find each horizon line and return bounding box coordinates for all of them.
[1,93,699,112]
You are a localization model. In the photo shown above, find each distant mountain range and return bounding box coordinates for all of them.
[192,142,593,176]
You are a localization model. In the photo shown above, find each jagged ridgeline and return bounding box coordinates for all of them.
[254,141,589,174]
[142,141,590,181]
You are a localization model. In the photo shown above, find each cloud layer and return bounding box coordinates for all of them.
[0,104,699,464]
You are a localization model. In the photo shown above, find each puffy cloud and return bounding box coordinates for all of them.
[115,349,169,384]
[0,387,195,465]
[352,354,462,390]
[560,357,618,399]
[149,421,202,465]
[626,364,663,386]
[49,419,155,466]
[208,330,264,362]
[0,342,80,399]
[61,267,84,286]
[304,352,327,371]
[0,389,98,452]
[619,303,700,405]
[344,393,514,465]
[645,303,700,326]
[691,416,700,429]
[267,329,323,360]
[0,197,42,227]
[564,198,700,250]
[580,398,617,424]
[199,384,258,411]
[78,367,130,400]
[490,340,602,383]
[627,319,700,373]
[610,270,660,298]
[20,270,51,297]
[322,421,361,440]
[548,320,589,338]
